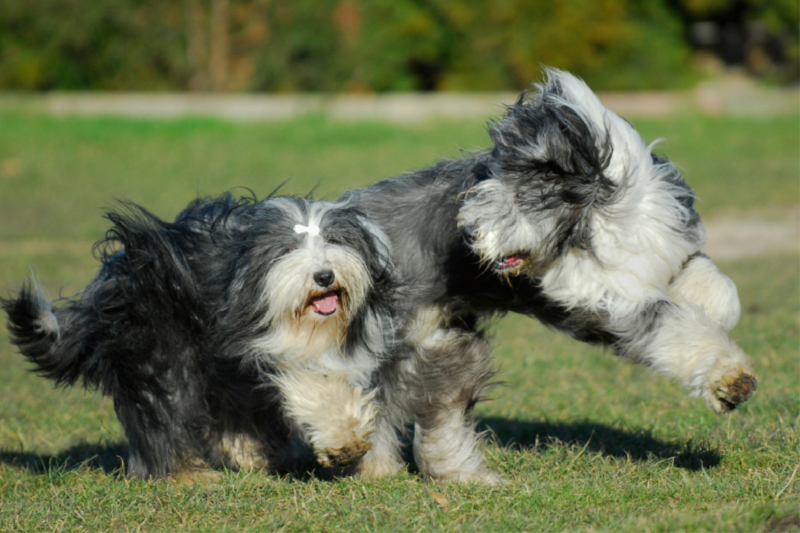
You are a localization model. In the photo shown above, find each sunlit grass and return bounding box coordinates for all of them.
[0,111,797,532]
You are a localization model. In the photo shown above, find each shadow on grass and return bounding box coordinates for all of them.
[0,441,128,476]
[477,417,721,471]
[0,418,721,479]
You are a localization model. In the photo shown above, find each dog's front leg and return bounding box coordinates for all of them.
[404,315,503,484]
[348,410,404,479]
[667,253,741,332]
[619,300,757,414]
[273,370,377,467]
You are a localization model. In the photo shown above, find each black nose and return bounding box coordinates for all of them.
[313,270,335,288]
[459,222,477,245]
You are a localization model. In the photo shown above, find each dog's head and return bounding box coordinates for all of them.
[196,195,396,363]
[457,68,707,316]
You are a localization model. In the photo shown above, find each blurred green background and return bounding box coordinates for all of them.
[0,2,798,530]
[0,0,797,92]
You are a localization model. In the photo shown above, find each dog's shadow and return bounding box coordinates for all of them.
[476,417,721,471]
[0,418,720,479]
[0,441,128,476]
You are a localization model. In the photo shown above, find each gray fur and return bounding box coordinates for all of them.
[340,68,756,482]
[3,193,404,479]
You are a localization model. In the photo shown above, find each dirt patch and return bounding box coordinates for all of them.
[703,208,799,260]
[0,72,795,122]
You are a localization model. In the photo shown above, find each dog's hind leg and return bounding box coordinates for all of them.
[113,378,216,481]
[404,308,501,484]
[350,410,404,479]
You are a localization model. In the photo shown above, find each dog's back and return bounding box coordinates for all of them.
[3,201,232,476]
[3,203,208,388]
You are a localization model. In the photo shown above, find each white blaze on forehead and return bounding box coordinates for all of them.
[294,224,320,236]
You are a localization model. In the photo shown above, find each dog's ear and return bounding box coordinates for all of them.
[488,69,617,208]
[486,70,618,255]
[486,68,700,257]
[355,213,394,277]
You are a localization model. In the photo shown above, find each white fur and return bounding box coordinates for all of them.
[353,414,404,479]
[404,306,502,484]
[294,223,320,235]
[536,71,705,321]
[252,242,370,361]
[272,370,377,466]
[668,255,741,331]
[413,417,501,484]
[623,302,755,413]
[457,180,555,270]
[29,278,60,339]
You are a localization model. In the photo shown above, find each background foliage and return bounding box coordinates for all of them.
[0,0,796,92]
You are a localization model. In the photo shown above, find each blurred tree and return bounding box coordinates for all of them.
[0,0,187,90]
[251,0,693,91]
[673,0,799,79]
[209,0,230,91]
[186,0,208,90]
[0,0,794,91]
[424,0,693,90]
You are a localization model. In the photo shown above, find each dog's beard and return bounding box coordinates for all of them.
[251,246,371,364]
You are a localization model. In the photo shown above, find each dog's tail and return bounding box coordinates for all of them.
[1,280,98,387]
[487,67,704,257]
[3,203,208,391]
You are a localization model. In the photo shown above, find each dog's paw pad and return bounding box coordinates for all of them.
[317,439,372,467]
[713,373,758,413]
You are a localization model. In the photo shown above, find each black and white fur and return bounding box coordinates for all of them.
[457,69,756,411]
[3,193,401,480]
[341,68,756,483]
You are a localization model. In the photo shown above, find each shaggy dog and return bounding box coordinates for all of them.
[340,68,757,483]
[3,193,401,481]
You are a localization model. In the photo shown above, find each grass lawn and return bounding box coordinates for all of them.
[0,110,797,532]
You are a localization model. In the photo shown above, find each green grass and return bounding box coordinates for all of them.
[0,111,798,532]
[0,111,796,242]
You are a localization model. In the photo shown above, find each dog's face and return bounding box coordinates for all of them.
[226,197,393,361]
[457,176,558,278]
[457,69,707,319]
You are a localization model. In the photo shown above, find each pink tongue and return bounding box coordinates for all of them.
[505,256,521,267]
[312,293,338,314]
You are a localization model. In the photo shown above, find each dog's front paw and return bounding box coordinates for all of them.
[679,328,758,414]
[317,438,372,467]
[707,370,758,414]
[309,385,377,467]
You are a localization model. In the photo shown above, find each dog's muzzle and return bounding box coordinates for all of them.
[458,222,478,246]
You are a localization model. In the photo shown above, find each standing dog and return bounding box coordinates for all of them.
[3,193,401,480]
[341,68,757,483]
